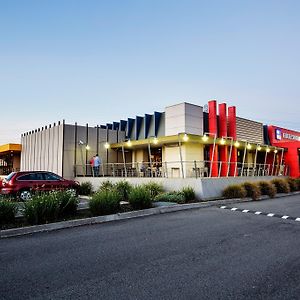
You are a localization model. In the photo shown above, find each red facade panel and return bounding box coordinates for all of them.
[268,125,300,178]
[219,103,228,176]
[228,106,237,176]
[208,100,218,177]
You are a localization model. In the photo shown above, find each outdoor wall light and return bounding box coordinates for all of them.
[78,140,84,145]
[202,135,209,142]
[153,137,159,144]
[220,138,226,145]
[274,149,278,153]
[234,141,240,147]
[247,143,252,150]
[257,145,262,151]
[85,145,90,150]
[104,142,110,149]
[183,134,189,142]
[126,139,132,147]
[266,148,271,153]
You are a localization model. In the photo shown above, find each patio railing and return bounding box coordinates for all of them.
[74,161,288,178]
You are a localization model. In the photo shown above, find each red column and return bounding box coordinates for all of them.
[219,103,228,176]
[208,100,218,177]
[228,106,237,176]
[285,147,299,177]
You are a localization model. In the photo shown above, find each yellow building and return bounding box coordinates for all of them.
[0,144,22,175]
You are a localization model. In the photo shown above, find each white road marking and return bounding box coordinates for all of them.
[242,210,249,213]
[267,213,275,217]
[282,216,289,219]
[220,206,227,209]
[231,208,238,211]
[255,212,262,215]
[295,218,300,222]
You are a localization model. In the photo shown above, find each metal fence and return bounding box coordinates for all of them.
[74,161,288,178]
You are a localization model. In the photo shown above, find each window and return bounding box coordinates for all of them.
[18,174,36,181]
[43,172,61,181]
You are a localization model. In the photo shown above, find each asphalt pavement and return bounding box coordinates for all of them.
[1,195,300,299]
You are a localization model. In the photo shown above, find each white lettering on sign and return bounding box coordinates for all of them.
[282,133,300,141]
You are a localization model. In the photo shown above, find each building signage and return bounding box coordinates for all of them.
[275,129,282,140]
[276,128,300,141]
[282,132,300,141]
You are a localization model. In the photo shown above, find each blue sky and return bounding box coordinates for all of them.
[0,0,299,144]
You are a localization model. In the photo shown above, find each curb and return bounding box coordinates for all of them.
[1,192,300,239]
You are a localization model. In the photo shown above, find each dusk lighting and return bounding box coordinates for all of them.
[183,134,189,142]
[202,135,209,142]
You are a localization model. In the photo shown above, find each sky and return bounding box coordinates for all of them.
[0,0,299,144]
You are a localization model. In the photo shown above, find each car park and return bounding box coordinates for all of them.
[0,171,79,201]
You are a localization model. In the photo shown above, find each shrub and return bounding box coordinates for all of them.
[0,200,17,225]
[143,182,164,200]
[24,193,61,225]
[89,190,121,216]
[23,191,79,225]
[154,192,185,204]
[242,182,261,200]
[128,185,152,210]
[181,186,196,202]
[222,185,247,199]
[98,180,115,192]
[258,181,276,198]
[56,190,79,217]
[285,178,298,192]
[114,180,132,201]
[271,179,290,194]
[78,181,93,196]
[295,178,300,191]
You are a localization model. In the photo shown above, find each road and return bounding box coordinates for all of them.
[1,195,300,299]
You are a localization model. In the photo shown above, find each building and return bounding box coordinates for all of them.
[0,143,22,175]
[20,100,300,179]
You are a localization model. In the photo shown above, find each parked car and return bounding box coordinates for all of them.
[0,171,79,201]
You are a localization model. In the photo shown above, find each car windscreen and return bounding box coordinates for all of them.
[5,172,16,181]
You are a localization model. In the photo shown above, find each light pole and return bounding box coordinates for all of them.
[78,140,89,177]
[148,136,159,178]
[178,133,189,178]
[217,136,233,178]
[264,147,271,175]
[253,144,262,176]
[241,141,251,176]
[202,132,217,178]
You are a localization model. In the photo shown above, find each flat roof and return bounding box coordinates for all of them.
[0,143,22,154]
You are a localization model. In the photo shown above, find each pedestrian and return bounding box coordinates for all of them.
[93,154,101,177]
[140,160,146,176]
[90,156,95,177]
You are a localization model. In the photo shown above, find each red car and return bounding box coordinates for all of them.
[1,171,79,201]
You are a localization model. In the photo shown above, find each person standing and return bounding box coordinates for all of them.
[93,154,101,177]
[90,156,95,176]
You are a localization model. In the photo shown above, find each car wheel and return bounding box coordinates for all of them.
[19,190,32,201]
[66,188,78,197]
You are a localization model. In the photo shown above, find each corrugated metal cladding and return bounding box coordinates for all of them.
[235,117,264,144]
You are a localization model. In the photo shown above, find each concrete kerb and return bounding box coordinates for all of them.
[1,191,300,239]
